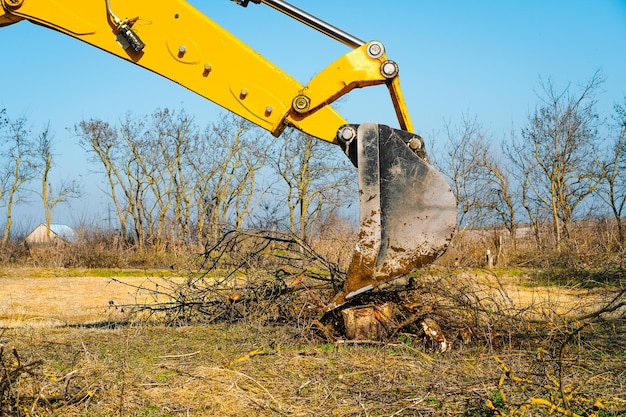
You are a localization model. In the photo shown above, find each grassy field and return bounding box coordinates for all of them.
[1,268,625,416]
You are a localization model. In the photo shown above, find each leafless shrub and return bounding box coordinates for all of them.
[483,289,626,416]
[110,225,624,354]
[0,240,29,265]
[2,226,189,269]
[0,343,93,416]
[117,229,345,327]
[441,217,626,270]
[318,270,526,349]
[1,344,41,416]
[119,232,512,341]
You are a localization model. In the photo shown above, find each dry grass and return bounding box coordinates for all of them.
[0,270,183,328]
[2,323,625,416]
[1,268,625,416]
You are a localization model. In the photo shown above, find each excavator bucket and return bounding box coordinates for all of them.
[330,123,457,309]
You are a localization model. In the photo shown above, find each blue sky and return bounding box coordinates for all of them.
[1,1,625,229]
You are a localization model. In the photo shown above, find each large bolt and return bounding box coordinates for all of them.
[292,95,311,113]
[381,60,399,79]
[337,125,357,145]
[367,41,385,58]
[408,136,423,150]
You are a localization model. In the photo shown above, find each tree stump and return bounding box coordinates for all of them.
[341,303,394,341]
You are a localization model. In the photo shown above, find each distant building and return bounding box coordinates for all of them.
[25,224,76,245]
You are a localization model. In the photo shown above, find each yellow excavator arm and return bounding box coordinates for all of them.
[0,0,411,141]
[0,0,457,308]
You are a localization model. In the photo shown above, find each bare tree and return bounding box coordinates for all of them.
[0,109,6,203]
[0,116,36,245]
[119,112,171,248]
[596,100,626,247]
[440,114,485,228]
[79,112,178,249]
[202,114,270,243]
[155,108,196,244]
[77,119,132,242]
[475,140,518,252]
[115,114,156,249]
[436,114,518,265]
[35,124,81,238]
[78,110,270,249]
[510,74,604,250]
[270,129,356,243]
[440,114,516,232]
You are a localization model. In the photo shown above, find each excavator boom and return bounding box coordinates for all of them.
[0,0,457,306]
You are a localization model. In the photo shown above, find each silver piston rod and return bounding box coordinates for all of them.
[235,0,365,48]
